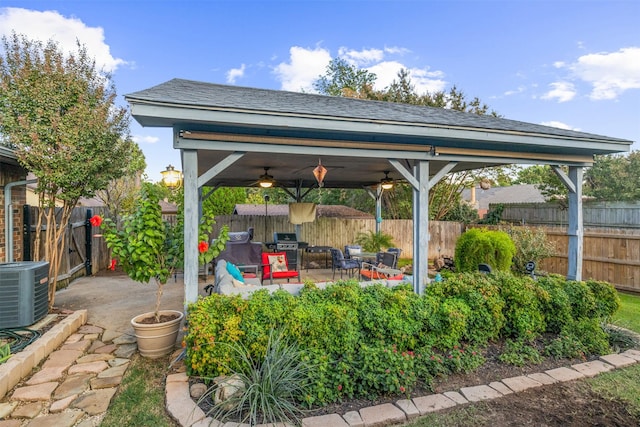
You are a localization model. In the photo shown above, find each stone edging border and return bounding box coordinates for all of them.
[166,348,640,427]
[0,310,88,400]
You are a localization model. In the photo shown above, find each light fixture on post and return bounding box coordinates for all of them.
[380,171,394,190]
[258,167,275,188]
[313,158,328,187]
[161,164,182,189]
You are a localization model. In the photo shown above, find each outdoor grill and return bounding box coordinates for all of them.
[268,232,308,270]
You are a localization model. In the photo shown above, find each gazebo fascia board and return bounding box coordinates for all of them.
[125,78,633,306]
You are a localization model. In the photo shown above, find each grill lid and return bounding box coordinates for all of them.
[274,232,297,242]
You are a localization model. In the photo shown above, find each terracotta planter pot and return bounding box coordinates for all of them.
[131,310,184,359]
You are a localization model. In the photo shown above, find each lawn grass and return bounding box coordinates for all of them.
[613,291,640,333]
[101,354,178,427]
[588,363,640,418]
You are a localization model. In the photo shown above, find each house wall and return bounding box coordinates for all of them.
[0,162,28,262]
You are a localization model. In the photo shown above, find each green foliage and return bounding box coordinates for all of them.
[0,343,10,364]
[0,33,138,306]
[498,339,542,366]
[584,279,621,320]
[441,202,480,224]
[202,186,248,215]
[426,274,505,345]
[496,272,548,340]
[584,151,640,201]
[503,226,556,274]
[454,228,516,272]
[355,343,419,398]
[478,204,504,224]
[200,329,311,426]
[355,230,395,252]
[186,273,621,408]
[101,182,228,319]
[514,165,568,201]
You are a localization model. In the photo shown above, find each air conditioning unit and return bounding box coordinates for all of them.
[0,261,49,328]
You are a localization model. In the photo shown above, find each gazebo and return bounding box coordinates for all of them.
[125,78,632,305]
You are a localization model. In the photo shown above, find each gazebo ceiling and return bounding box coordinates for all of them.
[126,78,633,190]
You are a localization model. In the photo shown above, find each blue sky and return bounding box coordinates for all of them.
[1,1,639,182]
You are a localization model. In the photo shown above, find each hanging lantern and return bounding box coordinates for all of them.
[313,159,328,187]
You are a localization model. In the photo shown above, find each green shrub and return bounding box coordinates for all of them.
[185,272,620,410]
[493,272,548,340]
[585,279,621,320]
[200,329,311,426]
[454,228,516,272]
[536,275,574,334]
[355,230,395,252]
[355,343,419,398]
[504,226,555,275]
[426,273,505,345]
[498,339,542,366]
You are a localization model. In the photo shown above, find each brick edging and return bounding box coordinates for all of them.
[166,348,640,427]
[0,309,88,399]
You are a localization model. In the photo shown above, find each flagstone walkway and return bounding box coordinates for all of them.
[0,311,138,427]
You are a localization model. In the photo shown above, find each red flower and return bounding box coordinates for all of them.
[198,241,209,253]
[400,386,406,393]
[89,215,102,227]
[109,259,117,271]
[337,384,343,391]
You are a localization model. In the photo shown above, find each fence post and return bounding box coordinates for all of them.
[85,209,93,275]
[22,204,32,261]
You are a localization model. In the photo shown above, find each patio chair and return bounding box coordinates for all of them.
[359,260,403,281]
[261,252,300,285]
[330,248,361,279]
[374,251,398,270]
[344,244,362,260]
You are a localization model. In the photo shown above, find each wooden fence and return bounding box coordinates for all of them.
[211,216,464,261]
[498,201,640,229]
[538,226,640,293]
[24,206,110,283]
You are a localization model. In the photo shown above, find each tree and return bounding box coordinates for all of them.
[584,151,640,201]
[514,165,567,201]
[202,186,248,216]
[313,59,504,219]
[313,57,377,98]
[0,33,136,308]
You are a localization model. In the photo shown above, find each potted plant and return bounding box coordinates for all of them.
[95,182,227,358]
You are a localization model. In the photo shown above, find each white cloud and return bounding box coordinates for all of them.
[273,45,445,95]
[540,121,581,131]
[0,7,126,73]
[570,47,640,100]
[504,86,526,96]
[132,135,159,144]
[541,81,576,102]
[273,46,332,92]
[338,47,384,66]
[384,46,410,55]
[226,64,246,84]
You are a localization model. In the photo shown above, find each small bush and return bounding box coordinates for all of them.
[199,329,310,426]
[498,339,542,366]
[504,226,555,275]
[454,228,516,272]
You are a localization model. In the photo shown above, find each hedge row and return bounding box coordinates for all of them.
[185,273,619,406]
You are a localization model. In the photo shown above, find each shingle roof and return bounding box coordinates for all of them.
[233,204,373,219]
[127,78,629,144]
[461,184,546,210]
